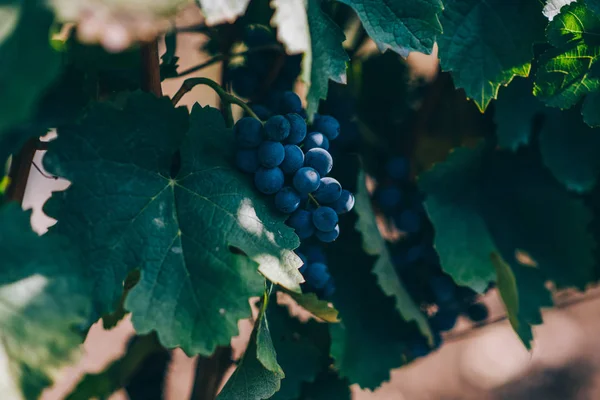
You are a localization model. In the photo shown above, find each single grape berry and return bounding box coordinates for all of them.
[466,303,489,322]
[280,144,304,174]
[235,149,259,173]
[275,187,301,213]
[287,209,314,239]
[280,91,303,114]
[304,132,329,151]
[304,148,333,176]
[254,167,284,195]
[258,141,285,168]
[285,113,307,144]
[315,224,339,242]
[313,177,342,203]
[386,156,409,181]
[313,115,340,140]
[394,209,421,233]
[330,190,355,214]
[312,206,338,232]
[234,117,263,148]
[250,104,272,120]
[293,167,320,194]
[429,275,457,304]
[302,244,326,263]
[377,186,402,211]
[264,115,290,142]
[304,263,330,289]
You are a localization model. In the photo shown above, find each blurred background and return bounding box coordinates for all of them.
[24,5,600,400]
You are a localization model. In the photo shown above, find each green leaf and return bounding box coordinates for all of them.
[539,106,600,193]
[438,0,546,111]
[0,203,91,399]
[494,78,544,151]
[491,253,553,349]
[334,0,442,56]
[44,92,303,355]
[299,371,351,400]
[196,0,251,24]
[326,213,424,389]
[271,0,310,54]
[284,290,339,323]
[269,304,330,400]
[0,0,61,145]
[587,0,600,15]
[418,143,596,293]
[534,3,600,110]
[304,0,348,118]
[218,293,284,400]
[354,169,432,342]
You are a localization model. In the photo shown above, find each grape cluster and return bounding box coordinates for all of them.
[234,91,355,245]
[296,243,335,299]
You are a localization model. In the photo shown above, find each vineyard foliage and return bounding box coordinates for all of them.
[1,0,599,399]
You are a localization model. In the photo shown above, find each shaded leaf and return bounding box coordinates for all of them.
[438,0,546,111]
[284,290,339,323]
[43,92,302,355]
[335,0,442,56]
[298,370,351,400]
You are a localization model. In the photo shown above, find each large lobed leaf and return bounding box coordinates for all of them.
[0,204,91,399]
[418,143,594,346]
[43,92,303,355]
[438,0,546,111]
[335,0,442,56]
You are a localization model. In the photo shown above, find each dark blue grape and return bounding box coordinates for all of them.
[466,303,489,322]
[304,132,329,151]
[322,278,336,299]
[264,115,290,141]
[280,144,304,175]
[314,177,342,203]
[304,263,330,289]
[251,104,272,120]
[394,209,421,233]
[258,140,285,168]
[231,67,260,98]
[315,225,339,242]
[287,209,314,239]
[429,308,458,332]
[235,149,259,173]
[254,167,284,195]
[408,338,430,359]
[405,244,425,263]
[293,167,320,194]
[312,206,338,232]
[298,252,308,274]
[275,187,301,213]
[313,115,340,140]
[330,190,355,214]
[234,117,263,148]
[285,113,307,144]
[377,186,402,211]
[280,91,303,114]
[302,244,326,263]
[304,148,333,176]
[429,275,456,304]
[386,157,409,181]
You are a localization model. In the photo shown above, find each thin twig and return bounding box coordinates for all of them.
[32,162,58,180]
[6,138,37,204]
[171,77,261,120]
[140,40,163,97]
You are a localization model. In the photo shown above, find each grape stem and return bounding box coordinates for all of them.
[308,193,320,207]
[171,77,261,121]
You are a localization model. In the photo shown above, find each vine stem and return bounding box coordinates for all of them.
[171,77,261,121]
[308,193,320,207]
[6,138,37,204]
[141,40,163,97]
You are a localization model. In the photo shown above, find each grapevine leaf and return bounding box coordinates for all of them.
[217,294,284,400]
[418,143,595,293]
[587,0,600,15]
[539,106,600,193]
[304,0,349,118]
[0,204,91,399]
[494,78,544,151]
[355,169,432,342]
[326,213,423,389]
[534,3,600,110]
[0,0,61,143]
[438,0,546,111]
[299,371,351,400]
[491,253,552,349]
[543,0,576,20]
[271,0,310,54]
[269,304,330,400]
[43,92,303,355]
[284,290,339,322]
[197,0,251,25]
[334,0,442,56]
